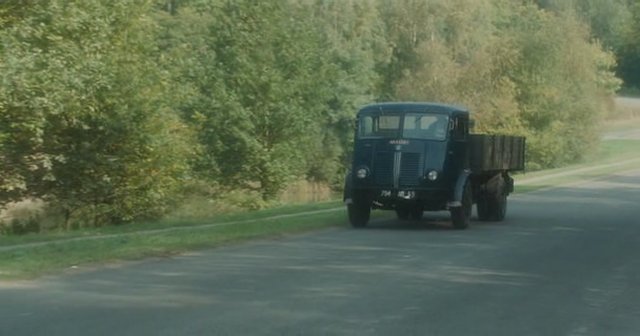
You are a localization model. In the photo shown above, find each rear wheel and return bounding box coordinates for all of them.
[478,175,508,222]
[489,189,507,221]
[476,195,490,221]
[451,183,472,230]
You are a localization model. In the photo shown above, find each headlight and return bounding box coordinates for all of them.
[356,168,368,179]
[427,170,438,181]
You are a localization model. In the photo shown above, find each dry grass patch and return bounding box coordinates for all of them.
[611,97,640,119]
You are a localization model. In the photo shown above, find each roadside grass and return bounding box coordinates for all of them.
[514,139,640,193]
[611,96,640,120]
[0,200,344,247]
[0,207,350,280]
[0,201,395,280]
[1,135,639,280]
[603,117,640,132]
[515,158,640,193]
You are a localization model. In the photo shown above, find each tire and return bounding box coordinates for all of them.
[489,189,507,221]
[476,195,491,221]
[478,174,508,222]
[410,206,423,220]
[451,183,472,230]
[348,202,371,228]
[396,207,410,220]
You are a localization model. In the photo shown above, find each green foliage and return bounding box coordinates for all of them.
[507,3,620,168]
[0,0,629,230]
[1,216,41,235]
[156,1,352,199]
[0,1,196,227]
[389,0,524,135]
[206,1,330,199]
[0,0,59,205]
[537,0,639,93]
[381,0,619,168]
[617,1,640,90]
[535,0,631,50]
[306,0,386,187]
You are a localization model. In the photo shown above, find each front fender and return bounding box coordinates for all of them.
[449,169,471,206]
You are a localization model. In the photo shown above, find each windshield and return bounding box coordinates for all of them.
[358,113,449,140]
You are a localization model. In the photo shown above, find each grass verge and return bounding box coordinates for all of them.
[1,138,639,281]
[0,206,349,280]
[514,139,640,193]
[0,200,344,247]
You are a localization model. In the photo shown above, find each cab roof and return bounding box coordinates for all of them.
[358,102,468,116]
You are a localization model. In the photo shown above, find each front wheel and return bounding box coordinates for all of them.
[348,202,371,228]
[451,183,472,230]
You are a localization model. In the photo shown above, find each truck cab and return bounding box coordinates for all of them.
[344,102,525,229]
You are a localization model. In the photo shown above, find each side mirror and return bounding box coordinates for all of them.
[469,119,476,130]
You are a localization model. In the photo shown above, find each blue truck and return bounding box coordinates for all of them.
[343,102,526,229]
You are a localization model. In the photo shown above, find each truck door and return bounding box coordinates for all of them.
[448,115,470,174]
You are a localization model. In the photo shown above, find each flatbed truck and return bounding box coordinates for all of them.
[343,102,526,229]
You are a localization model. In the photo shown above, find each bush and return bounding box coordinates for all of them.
[1,216,41,235]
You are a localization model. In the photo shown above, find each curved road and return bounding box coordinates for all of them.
[2,168,640,335]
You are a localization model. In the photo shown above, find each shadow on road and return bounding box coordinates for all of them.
[362,171,640,232]
[362,211,512,231]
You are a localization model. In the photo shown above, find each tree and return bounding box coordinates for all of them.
[159,1,342,200]
[0,1,195,226]
[391,0,524,135]
[0,0,58,207]
[305,0,387,186]
[617,1,640,90]
[0,0,627,228]
[507,2,620,168]
[377,0,619,168]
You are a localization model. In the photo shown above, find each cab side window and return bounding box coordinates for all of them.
[452,117,468,141]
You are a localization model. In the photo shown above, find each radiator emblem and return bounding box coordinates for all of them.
[389,139,409,145]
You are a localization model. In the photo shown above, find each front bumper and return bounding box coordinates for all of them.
[351,187,450,211]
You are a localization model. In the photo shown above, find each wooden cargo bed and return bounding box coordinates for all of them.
[469,134,526,173]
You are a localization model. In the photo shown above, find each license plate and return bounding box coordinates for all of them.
[398,190,416,199]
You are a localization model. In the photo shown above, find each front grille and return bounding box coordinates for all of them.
[399,152,421,186]
[373,151,422,187]
[373,151,394,185]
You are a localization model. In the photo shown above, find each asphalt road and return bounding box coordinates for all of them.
[2,170,640,336]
